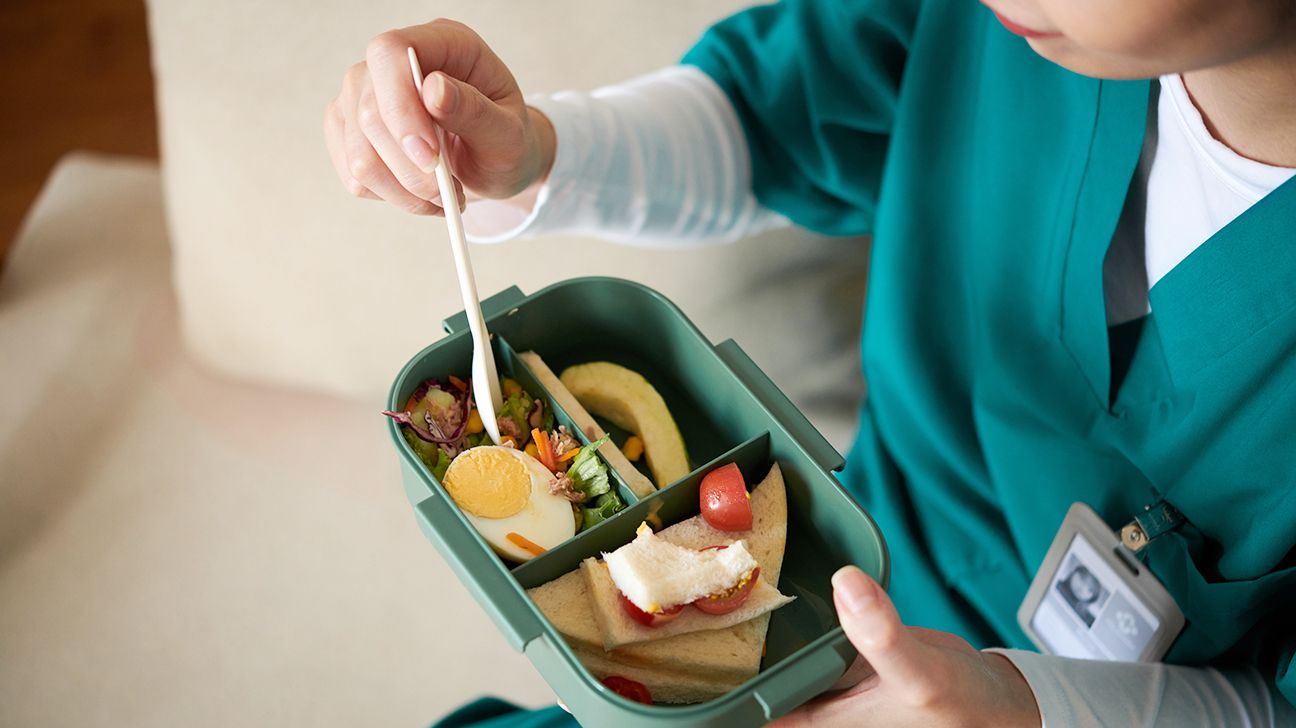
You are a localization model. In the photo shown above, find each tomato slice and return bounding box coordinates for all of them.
[602,675,652,705]
[692,565,761,615]
[618,591,685,627]
[699,463,752,531]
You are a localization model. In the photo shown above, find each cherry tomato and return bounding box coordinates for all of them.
[602,675,653,705]
[692,566,761,615]
[619,591,684,627]
[699,463,752,531]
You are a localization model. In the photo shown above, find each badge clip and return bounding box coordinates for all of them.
[1119,500,1185,554]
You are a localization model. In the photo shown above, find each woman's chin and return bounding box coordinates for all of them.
[1025,39,1171,81]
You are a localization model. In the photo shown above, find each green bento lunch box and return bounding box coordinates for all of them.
[386,277,889,727]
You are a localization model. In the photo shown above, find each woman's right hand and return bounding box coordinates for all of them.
[323,19,556,216]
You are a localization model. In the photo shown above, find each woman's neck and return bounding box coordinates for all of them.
[1182,37,1296,168]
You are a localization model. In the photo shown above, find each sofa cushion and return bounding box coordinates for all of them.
[0,153,555,726]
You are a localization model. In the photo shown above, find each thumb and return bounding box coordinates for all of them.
[422,71,520,149]
[832,566,938,698]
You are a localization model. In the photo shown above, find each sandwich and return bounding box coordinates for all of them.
[527,463,792,703]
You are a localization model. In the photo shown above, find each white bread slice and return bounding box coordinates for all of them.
[603,526,760,612]
[526,464,790,686]
[518,351,656,498]
[583,558,792,650]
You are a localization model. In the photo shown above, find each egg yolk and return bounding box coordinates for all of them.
[443,448,531,519]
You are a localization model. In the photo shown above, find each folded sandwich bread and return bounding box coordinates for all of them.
[526,464,790,701]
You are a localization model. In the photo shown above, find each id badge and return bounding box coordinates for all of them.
[1018,503,1185,662]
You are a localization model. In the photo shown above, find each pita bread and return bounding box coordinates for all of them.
[528,569,774,682]
[572,646,746,705]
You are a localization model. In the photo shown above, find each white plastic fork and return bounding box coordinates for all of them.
[407,47,504,446]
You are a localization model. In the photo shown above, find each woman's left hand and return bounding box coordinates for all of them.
[770,566,1042,728]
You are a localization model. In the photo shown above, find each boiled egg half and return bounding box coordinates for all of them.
[442,445,576,562]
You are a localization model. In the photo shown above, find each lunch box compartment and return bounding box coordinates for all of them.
[390,278,889,727]
[392,331,643,572]
[511,430,885,672]
[391,331,640,507]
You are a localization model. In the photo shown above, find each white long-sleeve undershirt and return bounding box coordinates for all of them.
[462,66,785,246]
[463,64,1296,727]
[994,649,1295,728]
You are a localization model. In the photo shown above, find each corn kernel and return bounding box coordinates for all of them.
[645,511,663,531]
[502,378,522,397]
[622,435,644,462]
[525,442,539,459]
[500,436,516,449]
[466,409,484,434]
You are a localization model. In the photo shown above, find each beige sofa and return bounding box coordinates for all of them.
[0,2,868,725]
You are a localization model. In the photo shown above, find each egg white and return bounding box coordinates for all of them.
[455,446,577,562]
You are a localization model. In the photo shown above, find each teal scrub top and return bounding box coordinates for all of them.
[684,0,1296,706]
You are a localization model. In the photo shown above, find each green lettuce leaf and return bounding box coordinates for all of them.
[463,430,492,449]
[497,390,535,444]
[580,492,624,530]
[403,428,452,481]
[567,434,612,498]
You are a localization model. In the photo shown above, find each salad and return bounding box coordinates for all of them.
[385,376,627,532]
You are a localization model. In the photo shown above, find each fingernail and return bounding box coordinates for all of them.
[832,566,876,615]
[402,135,439,174]
[434,73,457,114]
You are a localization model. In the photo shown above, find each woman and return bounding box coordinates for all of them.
[323,0,1296,724]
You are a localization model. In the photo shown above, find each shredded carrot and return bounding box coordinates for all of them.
[448,375,469,392]
[533,428,557,472]
[507,532,546,557]
[558,446,582,462]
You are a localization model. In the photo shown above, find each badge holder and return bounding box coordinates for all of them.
[1018,502,1185,663]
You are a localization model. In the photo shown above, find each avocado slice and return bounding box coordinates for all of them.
[559,362,690,488]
